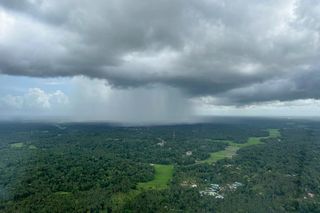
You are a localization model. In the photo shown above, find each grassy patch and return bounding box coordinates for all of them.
[201,128,281,165]
[28,145,37,149]
[200,146,240,164]
[229,137,263,148]
[10,143,38,149]
[110,164,174,211]
[137,164,174,190]
[10,142,24,148]
[268,129,281,138]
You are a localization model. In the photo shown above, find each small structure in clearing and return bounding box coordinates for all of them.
[200,182,244,199]
[157,138,166,147]
[200,184,224,199]
[186,151,192,156]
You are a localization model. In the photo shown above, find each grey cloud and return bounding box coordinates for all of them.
[0,0,320,105]
[69,77,193,123]
[213,69,320,105]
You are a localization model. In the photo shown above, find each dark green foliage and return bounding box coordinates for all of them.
[0,119,320,212]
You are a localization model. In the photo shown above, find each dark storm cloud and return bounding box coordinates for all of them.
[0,0,320,105]
[225,69,320,105]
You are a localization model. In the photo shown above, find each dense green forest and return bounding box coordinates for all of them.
[0,118,319,212]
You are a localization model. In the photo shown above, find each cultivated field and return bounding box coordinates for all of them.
[138,164,174,190]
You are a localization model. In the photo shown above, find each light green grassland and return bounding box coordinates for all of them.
[137,164,174,190]
[10,143,38,149]
[10,142,24,148]
[268,129,281,138]
[28,145,37,149]
[201,129,281,164]
[229,137,263,148]
[110,164,174,211]
[201,146,240,164]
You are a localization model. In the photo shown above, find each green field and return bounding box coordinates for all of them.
[10,142,24,148]
[200,146,240,164]
[28,145,37,149]
[137,164,174,190]
[268,129,281,138]
[201,129,281,164]
[110,164,174,210]
[229,137,263,148]
[10,143,38,149]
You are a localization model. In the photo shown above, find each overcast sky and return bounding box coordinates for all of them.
[0,0,320,123]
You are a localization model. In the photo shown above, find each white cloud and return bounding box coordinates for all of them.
[0,87,69,110]
[196,98,320,117]
[24,88,51,108]
[1,94,23,108]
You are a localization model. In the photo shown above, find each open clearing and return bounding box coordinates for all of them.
[268,129,281,138]
[10,143,38,149]
[110,164,174,210]
[138,164,174,190]
[229,137,263,148]
[28,145,37,149]
[201,129,281,164]
[10,142,24,148]
[201,146,240,164]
